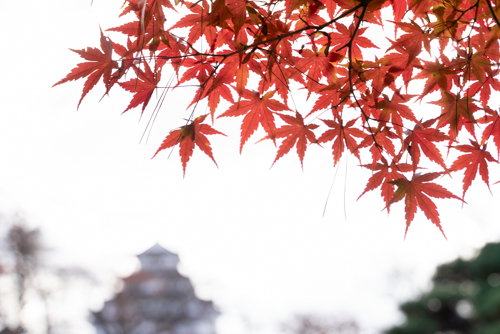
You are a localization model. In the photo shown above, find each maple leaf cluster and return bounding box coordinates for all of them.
[54,0,500,238]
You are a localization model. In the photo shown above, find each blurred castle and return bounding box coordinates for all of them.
[92,243,219,334]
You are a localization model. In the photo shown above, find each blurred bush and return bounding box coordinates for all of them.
[385,242,500,334]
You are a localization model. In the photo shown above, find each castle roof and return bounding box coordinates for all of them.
[136,243,180,272]
[137,242,177,257]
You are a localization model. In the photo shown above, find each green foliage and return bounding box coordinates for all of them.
[386,242,500,334]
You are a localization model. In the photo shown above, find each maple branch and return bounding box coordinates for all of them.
[485,0,500,28]
[342,4,383,152]
[158,2,365,62]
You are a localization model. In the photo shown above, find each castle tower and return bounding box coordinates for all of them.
[92,243,219,334]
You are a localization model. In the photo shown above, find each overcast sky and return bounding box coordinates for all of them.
[1,1,500,333]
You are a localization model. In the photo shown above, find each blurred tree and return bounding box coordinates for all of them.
[385,242,500,334]
[0,217,42,334]
[281,314,359,334]
[0,215,94,334]
[7,222,42,333]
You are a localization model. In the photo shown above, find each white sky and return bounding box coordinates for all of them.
[1,0,500,333]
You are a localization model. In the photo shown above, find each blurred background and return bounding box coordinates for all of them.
[2,217,500,334]
[1,0,500,333]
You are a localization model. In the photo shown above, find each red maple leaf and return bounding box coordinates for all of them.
[387,172,464,239]
[53,29,119,108]
[318,118,365,165]
[156,46,189,72]
[358,156,412,211]
[119,61,160,114]
[290,3,327,31]
[356,126,399,163]
[479,108,500,157]
[329,23,379,60]
[308,85,345,117]
[259,59,305,105]
[413,59,455,100]
[218,90,291,152]
[363,62,397,99]
[111,37,140,74]
[403,119,450,171]
[453,49,491,83]
[152,114,225,176]
[450,140,498,198]
[226,0,248,38]
[217,52,263,99]
[469,73,500,109]
[175,56,215,86]
[387,20,434,66]
[335,0,386,25]
[206,0,234,28]
[306,66,349,117]
[430,92,478,140]
[379,50,421,89]
[284,0,313,17]
[373,91,420,137]
[169,1,217,47]
[389,0,408,23]
[108,17,170,52]
[270,112,319,168]
[408,0,435,18]
[120,0,175,21]
[177,56,236,122]
[293,48,337,97]
[187,74,235,123]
